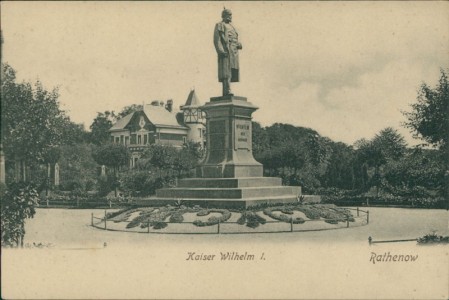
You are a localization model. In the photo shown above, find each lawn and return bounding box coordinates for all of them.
[22,206,449,248]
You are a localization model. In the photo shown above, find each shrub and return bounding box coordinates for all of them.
[197,210,210,217]
[417,232,449,244]
[299,207,321,219]
[236,211,266,228]
[151,221,168,230]
[169,212,184,223]
[192,209,231,227]
[1,183,40,247]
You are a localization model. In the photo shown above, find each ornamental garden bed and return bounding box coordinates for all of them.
[94,203,363,233]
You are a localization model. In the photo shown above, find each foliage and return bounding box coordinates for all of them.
[89,111,117,145]
[58,144,98,192]
[263,207,305,224]
[119,171,175,197]
[417,232,449,244]
[403,69,449,149]
[92,143,130,170]
[1,183,40,247]
[263,204,351,224]
[253,123,332,193]
[1,64,79,165]
[140,144,176,175]
[237,211,267,228]
[117,104,143,119]
[383,148,444,194]
[169,211,184,223]
[192,209,231,227]
[353,127,407,196]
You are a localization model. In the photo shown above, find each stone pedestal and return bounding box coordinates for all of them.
[141,95,306,208]
[197,95,262,178]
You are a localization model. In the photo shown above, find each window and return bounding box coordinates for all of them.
[120,135,124,144]
[115,137,120,144]
[183,136,187,144]
[130,134,136,144]
[198,128,202,137]
[138,135,142,145]
[144,134,148,145]
[125,136,129,145]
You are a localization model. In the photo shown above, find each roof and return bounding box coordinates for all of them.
[180,89,202,109]
[143,104,187,128]
[109,112,135,131]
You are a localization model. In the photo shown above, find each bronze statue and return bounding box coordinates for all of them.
[214,9,242,96]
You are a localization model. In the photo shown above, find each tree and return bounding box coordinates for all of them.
[354,127,407,198]
[140,144,177,177]
[383,148,444,197]
[1,63,72,182]
[404,69,449,208]
[92,144,130,196]
[89,111,117,145]
[117,104,143,119]
[58,144,98,192]
[322,142,355,190]
[1,183,39,248]
[404,69,448,149]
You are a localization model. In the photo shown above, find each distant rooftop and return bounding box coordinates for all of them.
[109,113,134,131]
[144,103,186,128]
[180,89,202,109]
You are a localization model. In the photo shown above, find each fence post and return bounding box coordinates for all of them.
[46,197,49,207]
[77,198,79,207]
[147,222,150,233]
[109,199,112,209]
[104,210,107,230]
[368,236,372,245]
[91,213,94,226]
[357,207,359,217]
[346,215,349,228]
[290,218,293,232]
[217,220,220,234]
[367,210,370,224]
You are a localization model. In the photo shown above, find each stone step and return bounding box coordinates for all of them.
[176,177,282,188]
[135,195,301,209]
[156,186,300,199]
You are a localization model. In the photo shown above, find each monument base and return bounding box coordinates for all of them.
[140,94,304,209]
[137,177,303,209]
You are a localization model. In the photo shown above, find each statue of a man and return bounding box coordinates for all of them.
[214,9,242,96]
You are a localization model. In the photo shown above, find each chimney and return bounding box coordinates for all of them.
[165,99,173,112]
[151,100,159,106]
[159,101,164,107]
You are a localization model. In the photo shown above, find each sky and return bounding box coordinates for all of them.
[2,1,448,146]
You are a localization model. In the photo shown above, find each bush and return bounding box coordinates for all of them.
[192,209,231,227]
[1,183,40,247]
[197,210,210,216]
[97,177,114,197]
[237,211,267,228]
[169,212,184,223]
[417,232,449,244]
[151,221,168,230]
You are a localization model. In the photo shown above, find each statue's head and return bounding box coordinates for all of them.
[221,9,232,23]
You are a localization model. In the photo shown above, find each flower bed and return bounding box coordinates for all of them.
[192,209,231,227]
[237,211,267,228]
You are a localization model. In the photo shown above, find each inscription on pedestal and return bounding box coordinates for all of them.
[235,120,251,150]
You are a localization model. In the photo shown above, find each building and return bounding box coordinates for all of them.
[109,90,206,168]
